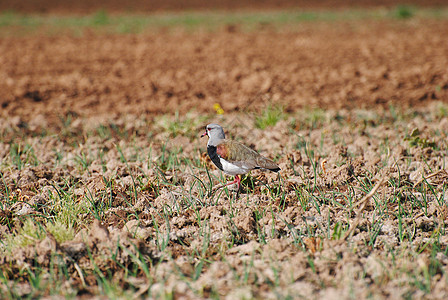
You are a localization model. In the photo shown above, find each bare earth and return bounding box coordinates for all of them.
[1,20,447,127]
[1,1,448,299]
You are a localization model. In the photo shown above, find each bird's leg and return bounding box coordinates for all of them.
[212,175,241,191]
[235,175,241,199]
[234,175,241,190]
[224,175,240,189]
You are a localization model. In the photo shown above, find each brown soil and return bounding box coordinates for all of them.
[1,103,448,298]
[1,20,448,129]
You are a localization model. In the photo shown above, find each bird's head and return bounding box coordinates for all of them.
[201,123,225,141]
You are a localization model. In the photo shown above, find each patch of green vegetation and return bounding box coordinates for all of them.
[9,142,39,170]
[0,10,40,27]
[45,220,75,243]
[290,108,327,131]
[393,5,416,19]
[1,7,448,36]
[255,104,285,129]
[50,183,89,230]
[155,111,207,139]
[405,128,437,149]
[436,102,448,118]
[2,219,45,253]
[92,9,110,26]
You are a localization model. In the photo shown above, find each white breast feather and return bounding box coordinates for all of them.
[220,158,251,175]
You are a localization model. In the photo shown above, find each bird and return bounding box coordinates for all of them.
[201,123,280,191]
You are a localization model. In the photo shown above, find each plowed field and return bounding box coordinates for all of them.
[1,1,448,299]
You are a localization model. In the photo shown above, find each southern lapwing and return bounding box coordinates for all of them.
[201,123,280,191]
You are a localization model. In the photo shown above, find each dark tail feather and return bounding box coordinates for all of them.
[254,166,281,172]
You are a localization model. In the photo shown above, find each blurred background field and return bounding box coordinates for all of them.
[0,6,448,36]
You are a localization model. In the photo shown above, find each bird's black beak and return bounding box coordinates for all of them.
[201,131,208,138]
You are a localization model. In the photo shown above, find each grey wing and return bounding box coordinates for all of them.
[228,159,258,170]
